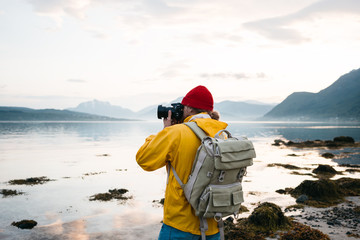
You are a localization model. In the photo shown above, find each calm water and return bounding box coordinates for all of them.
[0,121,360,240]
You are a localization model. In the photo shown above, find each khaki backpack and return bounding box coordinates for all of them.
[169,122,255,240]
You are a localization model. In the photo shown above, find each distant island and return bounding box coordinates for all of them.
[262,68,360,122]
[0,107,128,121]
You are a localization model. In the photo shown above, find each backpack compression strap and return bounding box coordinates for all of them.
[184,122,208,140]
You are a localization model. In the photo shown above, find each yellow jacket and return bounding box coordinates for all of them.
[136,114,228,235]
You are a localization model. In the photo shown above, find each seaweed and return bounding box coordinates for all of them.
[83,171,106,176]
[346,168,360,173]
[238,205,249,213]
[290,171,314,176]
[279,221,330,240]
[268,163,302,170]
[1,189,24,197]
[284,204,305,212]
[8,176,52,185]
[89,188,132,202]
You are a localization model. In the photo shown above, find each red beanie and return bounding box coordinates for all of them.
[181,85,214,111]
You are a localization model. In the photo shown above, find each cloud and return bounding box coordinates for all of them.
[84,27,110,40]
[243,0,360,43]
[157,60,191,79]
[67,79,87,83]
[189,32,243,45]
[27,0,93,27]
[200,72,267,80]
[0,84,7,91]
[137,0,183,16]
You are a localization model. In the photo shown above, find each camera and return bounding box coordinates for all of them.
[157,103,184,121]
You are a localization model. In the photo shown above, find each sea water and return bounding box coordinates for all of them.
[0,121,359,239]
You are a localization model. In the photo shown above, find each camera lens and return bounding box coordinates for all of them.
[157,105,170,119]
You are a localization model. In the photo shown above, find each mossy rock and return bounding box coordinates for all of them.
[289,177,360,207]
[8,176,52,185]
[333,136,354,143]
[290,179,343,207]
[224,202,329,240]
[248,202,291,232]
[268,163,301,170]
[1,189,24,197]
[273,136,359,149]
[321,153,335,159]
[312,165,338,178]
[11,220,37,229]
[89,188,131,202]
[313,165,337,174]
[336,177,360,196]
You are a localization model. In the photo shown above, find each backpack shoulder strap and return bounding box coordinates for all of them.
[184,122,208,140]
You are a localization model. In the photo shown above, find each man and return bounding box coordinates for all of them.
[136,85,227,239]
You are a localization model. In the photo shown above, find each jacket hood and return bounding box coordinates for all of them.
[184,114,228,137]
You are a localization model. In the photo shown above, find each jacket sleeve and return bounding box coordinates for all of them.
[136,127,179,171]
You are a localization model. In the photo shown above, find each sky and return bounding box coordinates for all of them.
[0,0,359,111]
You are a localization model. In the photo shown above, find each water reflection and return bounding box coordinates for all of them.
[0,121,163,142]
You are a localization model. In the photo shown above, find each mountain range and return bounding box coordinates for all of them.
[67,99,275,121]
[0,107,124,121]
[263,68,360,121]
[0,68,358,122]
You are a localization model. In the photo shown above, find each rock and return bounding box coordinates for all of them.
[248,202,291,231]
[276,189,287,194]
[11,220,37,229]
[290,179,343,207]
[273,139,286,146]
[89,188,132,202]
[272,136,359,149]
[333,136,355,143]
[296,195,309,203]
[321,153,335,159]
[312,164,338,175]
[8,176,52,185]
[289,177,360,208]
[0,189,24,197]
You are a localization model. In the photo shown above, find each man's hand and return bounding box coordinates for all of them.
[163,110,173,128]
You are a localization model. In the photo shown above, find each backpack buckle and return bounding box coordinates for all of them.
[218,171,225,182]
[237,168,247,181]
[214,213,222,222]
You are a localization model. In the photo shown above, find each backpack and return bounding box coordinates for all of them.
[169,122,255,240]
